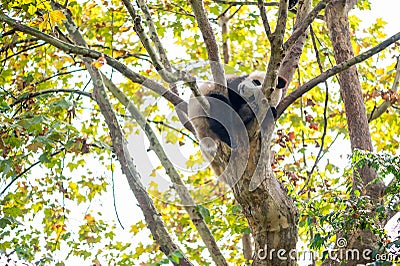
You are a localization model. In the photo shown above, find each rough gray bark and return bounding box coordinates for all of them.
[325,0,386,264]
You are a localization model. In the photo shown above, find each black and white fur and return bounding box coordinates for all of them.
[189,71,287,151]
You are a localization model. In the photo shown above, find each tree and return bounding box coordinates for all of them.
[0,0,399,265]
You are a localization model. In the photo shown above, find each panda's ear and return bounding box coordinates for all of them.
[277,76,288,89]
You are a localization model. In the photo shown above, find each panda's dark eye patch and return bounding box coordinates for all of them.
[252,79,262,86]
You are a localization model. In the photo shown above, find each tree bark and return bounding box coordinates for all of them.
[209,115,298,265]
[325,0,386,264]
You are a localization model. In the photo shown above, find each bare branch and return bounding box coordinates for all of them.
[0,43,46,63]
[263,0,289,99]
[277,31,400,117]
[148,119,198,144]
[257,0,272,41]
[120,0,204,129]
[220,14,230,64]
[368,55,400,121]
[131,15,168,72]
[148,4,195,19]
[102,74,228,266]
[8,88,92,109]
[121,0,176,82]
[0,37,38,53]
[33,68,85,86]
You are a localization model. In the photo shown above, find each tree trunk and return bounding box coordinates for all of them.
[210,116,298,265]
[325,0,386,264]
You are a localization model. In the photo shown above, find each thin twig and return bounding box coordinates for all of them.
[0,37,38,53]
[33,68,85,86]
[8,88,92,109]
[148,119,198,144]
[0,149,65,197]
[299,26,329,195]
[0,43,46,63]
[110,155,125,229]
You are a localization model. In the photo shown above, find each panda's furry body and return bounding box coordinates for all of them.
[189,71,287,151]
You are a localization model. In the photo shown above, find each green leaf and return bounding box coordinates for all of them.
[196,205,211,223]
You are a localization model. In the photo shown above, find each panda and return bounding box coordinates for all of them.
[188,71,287,152]
[289,0,298,10]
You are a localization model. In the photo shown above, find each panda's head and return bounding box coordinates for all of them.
[238,71,265,99]
[237,71,287,98]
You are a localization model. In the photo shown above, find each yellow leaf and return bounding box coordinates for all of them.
[85,214,95,224]
[149,165,162,177]
[38,13,50,30]
[27,5,37,15]
[376,18,387,27]
[69,181,78,190]
[130,225,139,234]
[50,10,66,25]
[354,43,360,55]
[91,61,103,69]
[376,68,384,75]
[91,54,107,69]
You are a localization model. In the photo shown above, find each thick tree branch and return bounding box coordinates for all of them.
[0,13,187,112]
[121,0,198,86]
[127,0,199,131]
[263,0,289,98]
[283,0,329,52]
[279,0,311,96]
[277,31,400,117]
[369,55,400,121]
[92,64,192,266]
[220,14,230,64]
[189,0,227,90]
